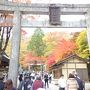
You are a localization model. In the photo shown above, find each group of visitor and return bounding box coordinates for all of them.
[0,70,85,90]
[0,71,52,90]
[17,72,52,90]
[58,71,84,90]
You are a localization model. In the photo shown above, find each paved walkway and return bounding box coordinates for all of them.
[17,79,90,90]
[47,80,90,90]
[42,83,59,90]
[85,83,90,90]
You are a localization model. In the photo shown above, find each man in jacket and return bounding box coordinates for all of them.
[74,74,84,90]
[58,74,66,90]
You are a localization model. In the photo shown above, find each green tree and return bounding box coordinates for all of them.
[75,30,90,58]
[27,28,46,57]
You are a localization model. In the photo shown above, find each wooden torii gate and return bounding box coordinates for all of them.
[0,0,90,87]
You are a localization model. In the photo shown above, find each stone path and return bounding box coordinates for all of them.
[48,80,90,90]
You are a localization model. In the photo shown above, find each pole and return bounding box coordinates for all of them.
[86,10,90,52]
[8,10,21,87]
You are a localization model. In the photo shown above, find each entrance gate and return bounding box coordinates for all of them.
[0,0,90,86]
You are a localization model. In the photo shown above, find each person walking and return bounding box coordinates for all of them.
[44,73,49,88]
[32,76,44,90]
[24,76,33,90]
[0,77,4,90]
[58,74,66,90]
[48,74,52,83]
[18,75,33,90]
[66,73,79,90]
[19,74,23,83]
[4,79,16,90]
[74,73,84,90]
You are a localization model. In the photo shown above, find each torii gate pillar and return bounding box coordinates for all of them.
[0,0,8,4]
[8,11,21,87]
[86,10,90,52]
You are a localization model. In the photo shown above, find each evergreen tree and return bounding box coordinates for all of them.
[27,28,46,57]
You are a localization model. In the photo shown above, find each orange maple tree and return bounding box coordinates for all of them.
[54,39,76,61]
[23,52,47,64]
[47,39,76,66]
[47,53,56,67]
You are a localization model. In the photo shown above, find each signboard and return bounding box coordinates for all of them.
[49,4,60,25]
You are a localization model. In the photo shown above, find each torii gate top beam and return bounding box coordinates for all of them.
[0,2,90,28]
[0,2,90,15]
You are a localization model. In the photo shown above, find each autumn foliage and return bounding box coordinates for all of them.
[20,30,76,68]
[12,0,31,3]
[47,53,56,67]
[47,39,76,67]
[23,52,47,64]
[21,36,76,68]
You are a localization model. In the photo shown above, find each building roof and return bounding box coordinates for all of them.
[50,53,87,69]
[2,54,9,63]
[0,52,9,66]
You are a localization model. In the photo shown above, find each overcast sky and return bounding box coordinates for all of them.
[31,0,90,4]
[9,0,90,4]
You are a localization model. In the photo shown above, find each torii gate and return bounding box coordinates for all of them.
[0,0,90,87]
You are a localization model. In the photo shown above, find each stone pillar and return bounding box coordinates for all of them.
[86,10,90,52]
[8,11,21,87]
[0,0,8,4]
